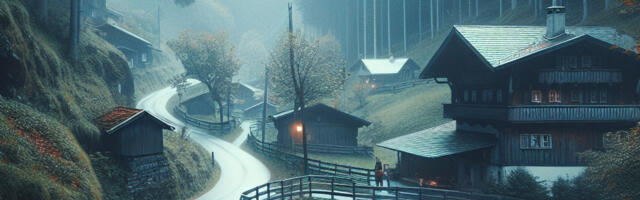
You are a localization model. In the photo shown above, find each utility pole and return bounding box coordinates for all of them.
[373,0,377,58]
[387,0,391,57]
[403,0,407,56]
[261,69,268,144]
[157,6,161,46]
[357,0,361,58]
[288,3,308,175]
[436,0,439,32]
[363,0,367,59]
[227,88,231,128]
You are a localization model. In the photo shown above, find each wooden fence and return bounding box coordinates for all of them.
[371,79,432,94]
[174,106,237,131]
[249,124,373,155]
[247,131,376,185]
[240,175,522,200]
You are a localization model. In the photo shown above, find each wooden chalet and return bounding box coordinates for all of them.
[96,23,155,68]
[82,0,122,24]
[96,107,173,157]
[270,103,371,147]
[243,102,277,119]
[378,4,640,190]
[233,82,263,110]
[350,57,420,87]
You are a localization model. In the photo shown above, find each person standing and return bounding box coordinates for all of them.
[374,157,383,187]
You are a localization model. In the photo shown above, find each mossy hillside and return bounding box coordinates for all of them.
[0,99,102,200]
[0,0,134,152]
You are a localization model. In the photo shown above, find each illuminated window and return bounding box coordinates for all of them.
[549,90,561,103]
[531,90,542,103]
[141,53,147,62]
[521,134,552,149]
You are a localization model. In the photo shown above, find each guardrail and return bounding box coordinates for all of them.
[174,106,237,131]
[240,175,522,200]
[249,124,373,155]
[247,130,376,185]
[371,79,432,94]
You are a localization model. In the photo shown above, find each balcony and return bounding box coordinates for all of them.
[538,69,622,84]
[443,104,640,122]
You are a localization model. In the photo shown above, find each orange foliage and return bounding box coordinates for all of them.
[6,117,62,159]
[72,179,80,188]
[49,175,59,183]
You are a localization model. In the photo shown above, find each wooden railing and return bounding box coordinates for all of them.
[249,125,373,155]
[246,130,376,185]
[174,106,237,131]
[538,69,622,84]
[371,79,432,94]
[240,175,522,200]
[443,104,640,122]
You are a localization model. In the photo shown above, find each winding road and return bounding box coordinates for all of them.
[136,82,271,200]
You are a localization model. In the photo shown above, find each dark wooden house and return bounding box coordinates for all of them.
[96,23,154,68]
[243,102,277,119]
[270,103,371,147]
[96,107,173,157]
[232,82,263,110]
[378,5,640,190]
[350,57,420,88]
[82,0,122,24]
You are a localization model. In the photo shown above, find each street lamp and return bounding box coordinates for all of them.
[296,124,303,133]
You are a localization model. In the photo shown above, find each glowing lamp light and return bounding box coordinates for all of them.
[296,124,303,133]
[428,180,438,186]
[371,84,376,88]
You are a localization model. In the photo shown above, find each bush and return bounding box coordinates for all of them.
[486,168,549,200]
[551,173,606,200]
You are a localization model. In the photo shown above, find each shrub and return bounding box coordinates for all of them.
[551,173,606,200]
[487,168,549,200]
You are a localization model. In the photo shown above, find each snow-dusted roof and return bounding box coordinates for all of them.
[361,58,410,74]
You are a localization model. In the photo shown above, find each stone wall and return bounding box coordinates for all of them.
[123,153,171,194]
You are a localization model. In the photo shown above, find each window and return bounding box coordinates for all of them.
[600,88,608,103]
[471,90,477,103]
[567,56,578,69]
[531,90,542,103]
[463,90,469,102]
[549,90,561,103]
[590,89,599,103]
[141,53,147,62]
[497,89,503,103]
[582,56,592,68]
[520,134,552,149]
[570,89,582,103]
[487,90,494,102]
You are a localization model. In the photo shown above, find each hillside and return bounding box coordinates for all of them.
[0,0,213,199]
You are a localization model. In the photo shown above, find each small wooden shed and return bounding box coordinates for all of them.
[232,82,263,110]
[350,57,420,87]
[270,104,371,147]
[96,107,173,157]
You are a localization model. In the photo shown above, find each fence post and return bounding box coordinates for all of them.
[211,152,215,167]
[352,182,356,200]
[267,183,270,199]
[299,178,303,199]
[348,168,352,176]
[394,188,398,200]
[280,180,284,199]
[367,170,371,185]
[331,177,335,200]
[334,165,338,175]
[418,188,422,200]
[308,176,312,198]
[255,187,259,200]
[444,191,447,200]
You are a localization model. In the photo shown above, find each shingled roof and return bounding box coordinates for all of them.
[354,58,419,75]
[377,121,496,158]
[270,103,371,127]
[421,25,638,78]
[95,106,172,134]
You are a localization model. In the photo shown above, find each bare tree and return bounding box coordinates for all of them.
[168,31,239,125]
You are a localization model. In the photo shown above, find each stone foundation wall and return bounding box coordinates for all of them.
[123,153,171,194]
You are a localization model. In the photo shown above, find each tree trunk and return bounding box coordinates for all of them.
[605,0,610,9]
[430,0,434,39]
[419,0,422,42]
[581,0,588,24]
[373,0,377,58]
[69,0,79,64]
[357,0,361,58]
[459,0,462,23]
[388,0,391,56]
[39,0,48,22]
[403,0,407,55]
[436,0,439,32]
[499,0,503,17]
[363,0,367,59]
[512,0,517,9]
[476,0,479,17]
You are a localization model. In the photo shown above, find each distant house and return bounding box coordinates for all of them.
[82,0,122,24]
[350,57,420,87]
[270,103,371,147]
[96,23,155,68]
[243,102,277,119]
[378,4,640,190]
[232,82,263,110]
[95,107,173,157]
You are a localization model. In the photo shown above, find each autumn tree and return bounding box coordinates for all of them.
[580,125,640,200]
[267,33,346,106]
[352,81,372,108]
[168,31,239,125]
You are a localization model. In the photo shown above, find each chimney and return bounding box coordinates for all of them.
[545,1,566,39]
